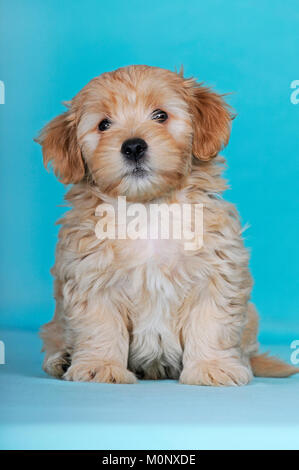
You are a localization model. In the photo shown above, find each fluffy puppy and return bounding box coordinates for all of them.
[36,65,298,385]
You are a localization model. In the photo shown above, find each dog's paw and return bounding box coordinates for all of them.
[63,360,137,384]
[180,358,252,386]
[43,351,71,378]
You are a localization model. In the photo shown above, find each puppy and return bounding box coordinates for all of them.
[36,65,298,385]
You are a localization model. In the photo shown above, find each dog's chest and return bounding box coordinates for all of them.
[95,202,204,379]
[127,266,184,379]
[97,195,202,269]
[119,245,188,380]
[124,237,183,267]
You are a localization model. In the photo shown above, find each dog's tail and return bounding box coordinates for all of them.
[243,303,299,378]
[250,353,299,378]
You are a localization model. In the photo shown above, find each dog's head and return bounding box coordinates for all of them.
[36,65,232,201]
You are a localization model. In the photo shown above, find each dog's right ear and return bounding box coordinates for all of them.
[35,106,85,184]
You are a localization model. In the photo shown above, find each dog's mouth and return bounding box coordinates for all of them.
[126,162,149,179]
[132,165,147,178]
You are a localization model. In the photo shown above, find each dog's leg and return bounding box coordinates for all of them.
[40,282,70,378]
[63,298,137,384]
[180,283,253,386]
[40,319,70,378]
[241,302,259,357]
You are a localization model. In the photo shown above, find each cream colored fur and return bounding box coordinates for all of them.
[37,65,298,385]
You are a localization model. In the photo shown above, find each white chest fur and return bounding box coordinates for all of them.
[126,261,184,379]
[93,196,204,378]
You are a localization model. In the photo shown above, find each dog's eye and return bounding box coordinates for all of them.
[98,118,112,131]
[152,109,168,123]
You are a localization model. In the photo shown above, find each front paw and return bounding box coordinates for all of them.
[180,358,252,386]
[43,351,71,378]
[63,360,137,384]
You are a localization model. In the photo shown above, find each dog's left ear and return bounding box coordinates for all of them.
[184,79,233,161]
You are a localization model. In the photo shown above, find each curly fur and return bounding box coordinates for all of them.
[36,65,298,385]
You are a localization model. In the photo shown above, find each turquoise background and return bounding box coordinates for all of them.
[1,0,299,453]
[0,0,298,334]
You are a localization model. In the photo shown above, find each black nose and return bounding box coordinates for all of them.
[121,138,148,161]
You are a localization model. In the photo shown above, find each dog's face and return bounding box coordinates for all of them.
[37,65,231,201]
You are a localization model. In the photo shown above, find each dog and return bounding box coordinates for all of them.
[36,65,298,385]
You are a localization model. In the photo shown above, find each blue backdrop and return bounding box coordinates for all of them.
[0,0,298,334]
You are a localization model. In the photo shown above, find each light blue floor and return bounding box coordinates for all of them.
[0,329,299,450]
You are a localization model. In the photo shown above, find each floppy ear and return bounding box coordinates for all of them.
[184,79,233,161]
[35,106,85,184]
